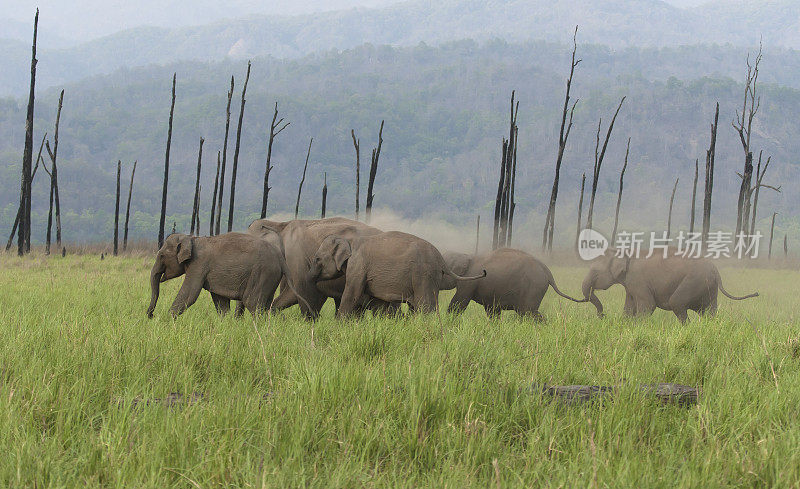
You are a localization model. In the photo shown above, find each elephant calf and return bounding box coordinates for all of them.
[444,248,586,321]
[582,249,758,323]
[308,231,486,316]
[147,232,308,318]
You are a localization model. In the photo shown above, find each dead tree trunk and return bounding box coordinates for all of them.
[475,215,480,255]
[784,234,788,257]
[261,102,289,219]
[158,73,176,248]
[7,133,45,252]
[209,152,220,236]
[227,61,251,233]
[352,130,360,221]
[543,26,580,251]
[667,178,679,239]
[611,137,630,241]
[702,103,719,245]
[575,173,586,252]
[365,121,384,224]
[321,172,328,218]
[768,212,777,260]
[215,76,234,235]
[114,160,121,255]
[123,161,137,251]
[492,139,507,250]
[190,137,204,235]
[749,152,779,238]
[494,93,519,249]
[689,159,698,234]
[586,97,626,230]
[45,89,64,248]
[507,126,519,246]
[733,45,762,237]
[45,170,54,255]
[18,9,38,256]
[295,138,312,219]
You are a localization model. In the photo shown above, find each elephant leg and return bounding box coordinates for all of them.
[632,295,656,317]
[169,274,205,317]
[210,292,230,316]
[270,278,298,310]
[447,287,471,315]
[484,304,501,319]
[623,292,636,316]
[337,272,366,318]
[668,279,700,324]
[234,302,246,318]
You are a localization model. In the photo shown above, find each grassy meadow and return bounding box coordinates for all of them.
[1,252,799,487]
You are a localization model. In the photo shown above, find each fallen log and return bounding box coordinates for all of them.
[533,382,699,407]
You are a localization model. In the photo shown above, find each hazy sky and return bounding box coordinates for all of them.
[3,0,721,43]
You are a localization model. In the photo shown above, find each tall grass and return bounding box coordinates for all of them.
[0,254,798,487]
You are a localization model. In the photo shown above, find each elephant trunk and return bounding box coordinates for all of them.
[147,260,164,318]
[582,273,604,317]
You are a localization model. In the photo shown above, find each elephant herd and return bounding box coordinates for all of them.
[146,216,758,323]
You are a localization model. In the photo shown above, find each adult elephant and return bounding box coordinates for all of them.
[308,231,486,316]
[581,249,758,323]
[146,232,309,318]
[247,217,385,318]
[444,248,587,321]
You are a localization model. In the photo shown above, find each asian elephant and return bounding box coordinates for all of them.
[307,231,486,316]
[146,232,309,318]
[444,248,587,321]
[247,217,388,318]
[581,249,758,323]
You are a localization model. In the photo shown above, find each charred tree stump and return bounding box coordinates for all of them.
[784,234,788,257]
[365,120,384,224]
[44,89,64,248]
[689,159,699,234]
[321,172,328,218]
[215,76,234,235]
[667,178,679,239]
[611,138,630,241]
[733,45,762,238]
[352,130,360,221]
[113,160,121,255]
[543,26,580,252]
[158,73,176,248]
[7,134,45,251]
[534,382,698,407]
[492,139,507,250]
[575,173,586,252]
[768,212,777,260]
[123,161,137,251]
[586,96,625,231]
[702,103,719,245]
[295,138,312,219]
[190,137,204,235]
[261,102,289,219]
[18,9,38,256]
[227,61,251,233]
[209,152,221,236]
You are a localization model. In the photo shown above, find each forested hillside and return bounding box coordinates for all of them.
[1,0,794,97]
[1,39,796,248]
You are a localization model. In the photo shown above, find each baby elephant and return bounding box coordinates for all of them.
[146,232,309,318]
[444,248,586,321]
[582,249,758,323]
[308,231,486,316]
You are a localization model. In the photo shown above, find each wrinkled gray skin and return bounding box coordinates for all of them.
[247,217,396,319]
[146,232,310,318]
[308,231,486,316]
[444,248,587,321]
[582,249,759,323]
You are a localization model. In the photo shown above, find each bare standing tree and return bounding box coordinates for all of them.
[768,212,777,260]
[261,102,290,218]
[748,152,780,239]
[586,96,625,230]
[493,93,519,249]
[45,89,64,248]
[732,44,762,237]
[158,73,176,248]
[215,76,234,235]
[209,152,221,236]
[575,173,586,252]
[543,26,580,251]
[123,161,137,251]
[611,137,630,241]
[295,138,313,219]
[352,130,360,220]
[7,133,45,251]
[365,120,384,224]
[190,138,204,235]
[227,61,251,233]
[321,172,328,218]
[702,103,719,244]
[18,9,38,256]
[113,160,121,255]
[666,178,679,239]
[689,159,699,234]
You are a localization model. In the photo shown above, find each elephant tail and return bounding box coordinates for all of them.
[715,268,759,301]
[546,268,589,303]
[445,268,487,281]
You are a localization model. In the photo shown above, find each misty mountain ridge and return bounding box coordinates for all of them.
[0,0,790,97]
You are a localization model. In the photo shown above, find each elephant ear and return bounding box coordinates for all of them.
[609,255,630,281]
[176,235,194,264]
[332,237,352,272]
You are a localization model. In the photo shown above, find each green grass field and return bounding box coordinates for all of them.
[1,253,799,488]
